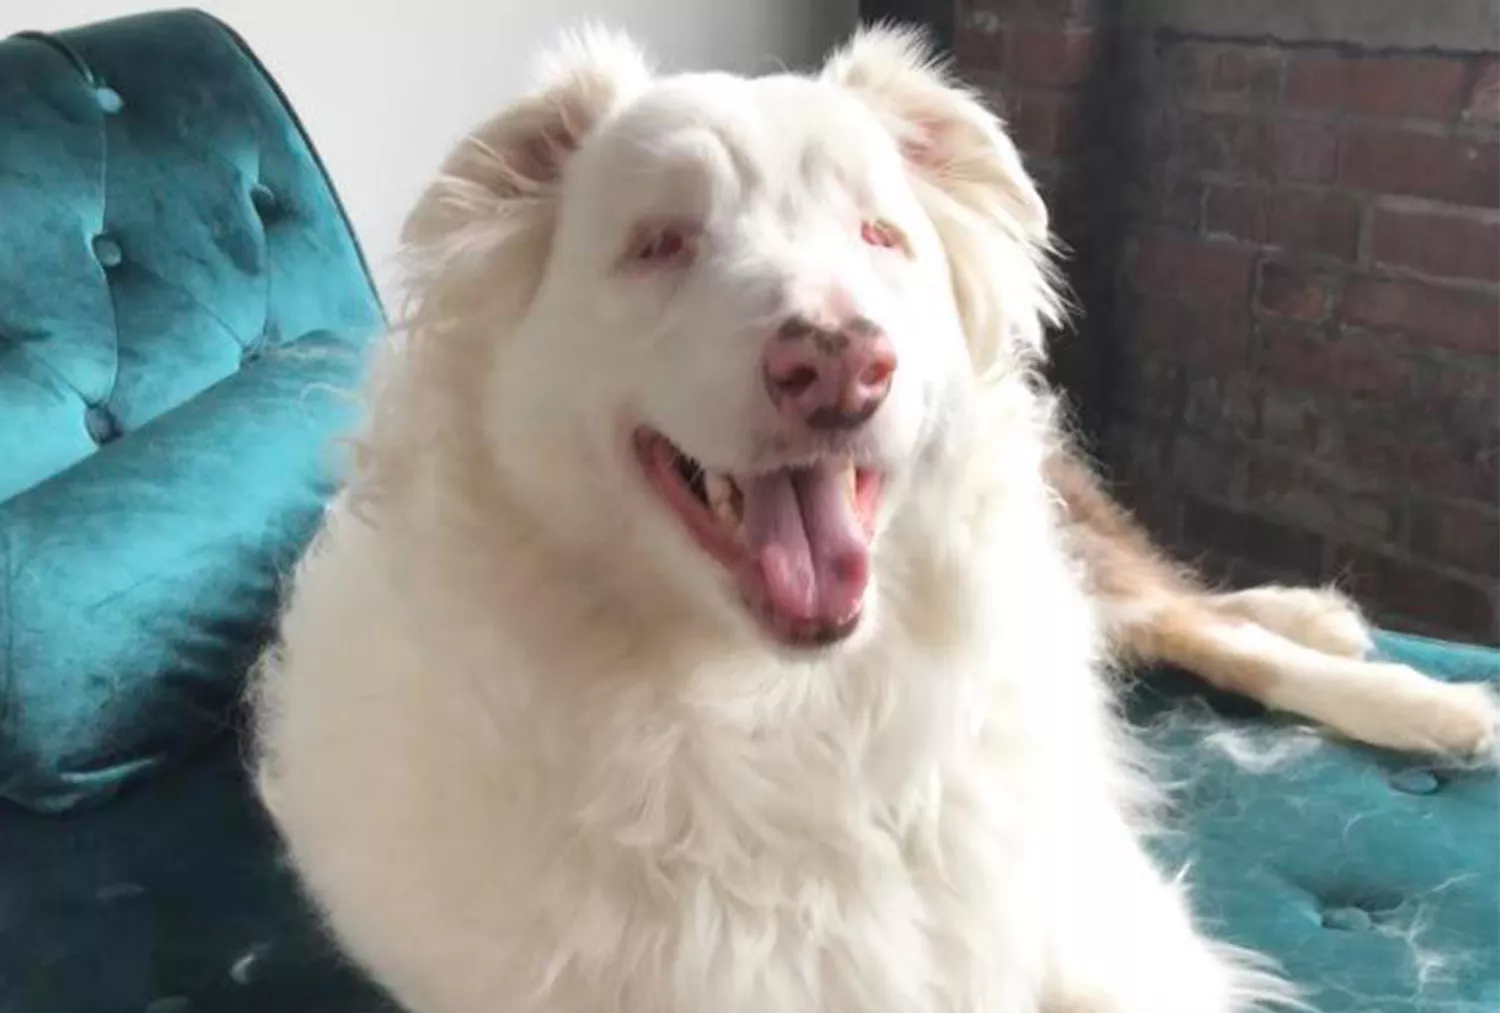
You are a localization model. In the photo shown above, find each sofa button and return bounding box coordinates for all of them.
[1321,906,1373,932]
[95,85,123,114]
[85,405,120,445]
[1390,769,1441,795]
[251,183,279,217]
[92,233,123,268]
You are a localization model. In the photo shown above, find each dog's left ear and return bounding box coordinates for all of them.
[823,25,1048,242]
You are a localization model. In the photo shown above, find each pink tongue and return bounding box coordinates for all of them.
[741,464,870,624]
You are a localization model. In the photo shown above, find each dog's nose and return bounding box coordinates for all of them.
[762,315,897,431]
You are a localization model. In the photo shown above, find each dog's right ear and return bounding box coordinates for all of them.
[823,25,1047,243]
[401,26,652,250]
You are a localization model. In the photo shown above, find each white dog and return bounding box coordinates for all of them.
[253,26,1494,1013]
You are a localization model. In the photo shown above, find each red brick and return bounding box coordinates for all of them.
[1007,88,1085,157]
[1204,185,1267,244]
[1182,497,1326,574]
[1243,450,1304,508]
[1330,545,1497,641]
[1181,374,1259,437]
[954,13,1005,73]
[1179,112,1275,180]
[1170,434,1243,498]
[1049,178,1108,242]
[1113,357,1182,429]
[1244,452,1394,542]
[1130,489,1184,543]
[1273,120,1338,183]
[1222,554,1307,590]
[1132,232,1255,305]
[1128,295,1183,356]
[1341,125,1500,206]
[1215,46,1284,102]
[1129,296,1252,373]
[1109,446,1183,535]
[1029,161,1062,201]
[1283,54,1346,112]
[1185,312,1257,375]
[1407,498,1500,578]
[1204,186,1361,259]
[1402,370,1500,502]
[1286,54,1469,119]
[1025,0,1099,19]
[1259,322,1410,399]
[1408,444,1498,503]
[1414,360,1500,438]
[1151,176,1205,231]
[964,0,1100,24]
[1259,389,1340,459]
[1342,425,1412,482]
[1265,189,1361,260]
[1169,42,1218,95]
[1341,276,1500,353]
[1371,203,1500,282]
[1256,260,1336,321]
[1467,58,1500,125]
[1172,42,1282,106]
[1004,27,1097,87]
[1113,426,1169,484]
[1141,109,1176,168]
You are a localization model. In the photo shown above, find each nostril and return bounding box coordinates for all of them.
[775,365,820,397]
[859,358,894,391]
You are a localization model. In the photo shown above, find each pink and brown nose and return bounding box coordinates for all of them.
[762,315,897,431]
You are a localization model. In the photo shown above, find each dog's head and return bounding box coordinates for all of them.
[397,26,1059,652]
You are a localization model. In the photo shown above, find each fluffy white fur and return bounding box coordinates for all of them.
[253,27,1297,1012]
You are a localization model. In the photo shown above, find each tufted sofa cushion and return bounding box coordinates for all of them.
[0,634,1490,1012]
[0,9,383,812]
[1135,632,1499,1013]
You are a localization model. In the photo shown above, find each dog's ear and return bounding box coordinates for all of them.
[402,26,652,249]
[822,25,1047,242]
[824,25,1061,372]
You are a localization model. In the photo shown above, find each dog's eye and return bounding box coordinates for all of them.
[630,224,694,266]
[860,220,904,251]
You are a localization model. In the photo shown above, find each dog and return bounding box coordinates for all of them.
[251,25,1497,1013]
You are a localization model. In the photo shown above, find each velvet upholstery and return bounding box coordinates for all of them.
[1135,632,1500,1013]
[0,10,1495,1013]
[1,634,1493,1012]
[0,9,383,812]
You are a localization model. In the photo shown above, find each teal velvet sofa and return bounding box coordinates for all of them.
[0,9,1495,1013]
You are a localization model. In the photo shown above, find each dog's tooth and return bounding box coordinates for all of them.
[705,474,735,525]
[706,473,730,506]
[727,478,745,529]
[844,463,857,499]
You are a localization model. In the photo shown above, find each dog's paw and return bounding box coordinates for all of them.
[1419,680,1500,763]
[1210,586,1373,659]
[1344,666,1499,761]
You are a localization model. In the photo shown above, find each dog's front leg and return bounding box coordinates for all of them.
[1033,816,1296,1013]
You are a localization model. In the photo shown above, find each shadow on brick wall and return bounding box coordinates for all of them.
[956,0,1500,644]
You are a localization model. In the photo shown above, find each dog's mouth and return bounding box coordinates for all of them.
[633,428,882,648]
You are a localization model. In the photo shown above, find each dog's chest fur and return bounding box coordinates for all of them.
[262,479,1101,1013]
[469,631,1063,1013]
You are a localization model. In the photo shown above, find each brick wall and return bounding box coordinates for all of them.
[954,0,1128,450]
[956,1,1500,643]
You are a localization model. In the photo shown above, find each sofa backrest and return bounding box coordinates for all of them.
[0,9,384,812]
